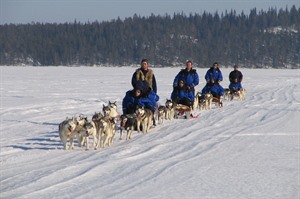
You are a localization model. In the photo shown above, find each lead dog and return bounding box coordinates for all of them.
[58,117,77,150]
[120,114,137,140]
[136,106,153,134]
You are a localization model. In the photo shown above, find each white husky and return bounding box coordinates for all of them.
[58,117,77,150]
[80,120,98,150]
[98,117,114,148]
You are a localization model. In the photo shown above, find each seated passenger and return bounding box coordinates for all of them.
[201,78,224,99]
[122,80,159,115]
[171,79,194,108]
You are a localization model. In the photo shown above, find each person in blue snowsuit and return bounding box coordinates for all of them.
[229,65,243,93]
[202,62,224,98]
[205,62,223,83]
[122,80,159,125]
[173,60,199,95]
[171,79,195,108]
[201,78,225,98]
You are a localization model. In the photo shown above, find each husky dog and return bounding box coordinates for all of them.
[224,88,231,101]
[58,117,77,150]
[165,99,176,120]
[136,106,154,134]
[157,105,167,124]
[193,92,201,110]
[204,93,213,110]
[198,95,206,111]
[107,116,118,145]
[98,117,114,148]
[120,114,137,140]
[74,114,88,147]
[92,112,105,149]
[103,101,120,119]
[108,101,120,118]
[102,105,111,117]
[239,88,246,100]
[81,120,98,150]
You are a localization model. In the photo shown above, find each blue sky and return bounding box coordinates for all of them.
[1,0,299,24]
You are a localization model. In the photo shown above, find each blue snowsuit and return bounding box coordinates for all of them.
[202,83,224,97]
[122,90,159,114]
[173,69,199,92]
[171,87,195,103]
[205,67,223,83]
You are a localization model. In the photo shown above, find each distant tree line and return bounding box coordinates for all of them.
[0,6,299,68]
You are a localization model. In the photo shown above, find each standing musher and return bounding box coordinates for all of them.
[131,59,158,126]
[173,60,199,109]
[132,59,157,94]
[229,65,243,93]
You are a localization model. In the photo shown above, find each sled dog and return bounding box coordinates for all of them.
[204,93,213,110]
[103,101,120,118]
[102,104,111,117]
[74,114,88,147]
[239,88,246,100]
[107,116,118,145]
[198,95,206,111]
[108,101,120,118]
[194,92,202,110]
[120,114,137,140]
[157,105,167,124]
[136,106,154,134]
[81,120,98,150]
[165,99,176,120]
[58,117,77,150]
[99,117,114,148]
[224,88,231,101]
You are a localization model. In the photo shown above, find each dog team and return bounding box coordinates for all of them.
[59,60,246,150]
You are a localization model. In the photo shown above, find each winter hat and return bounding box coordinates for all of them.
[134,80,144,91]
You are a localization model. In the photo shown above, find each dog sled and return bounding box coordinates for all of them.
[212,97,223,108]
[224,88,246,101]
[175,104,199,119]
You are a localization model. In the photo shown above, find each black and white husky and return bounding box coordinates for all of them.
[165,99,176,120]
[136,106,153,134]
[157,105,167,124]
[120,114,137,140]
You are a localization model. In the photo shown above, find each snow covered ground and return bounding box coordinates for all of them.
[1,66,299,199]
